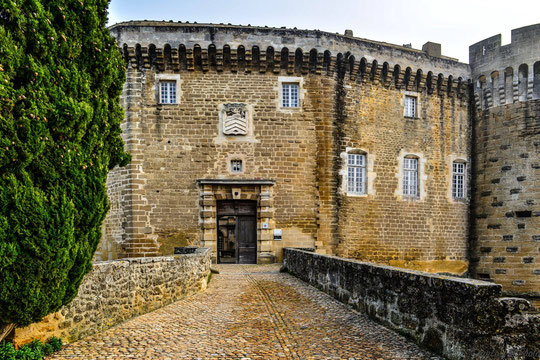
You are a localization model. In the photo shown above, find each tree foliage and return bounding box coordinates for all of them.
[0,0,129,328]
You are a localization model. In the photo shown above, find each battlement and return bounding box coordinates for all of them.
[110,21,469,79]
[470,24,540,68]
[110,22,471,99]
[469,24,540,110]
[117,43,469,99]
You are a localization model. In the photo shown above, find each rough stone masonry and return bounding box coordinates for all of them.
[12,248,211,346]
[283,248,540,360]
[99,21,539,304]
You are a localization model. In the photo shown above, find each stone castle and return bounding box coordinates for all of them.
[98,21,539,303]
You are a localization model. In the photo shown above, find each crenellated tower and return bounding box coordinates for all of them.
[469,24,540,304]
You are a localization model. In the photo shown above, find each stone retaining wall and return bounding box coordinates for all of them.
[283,248,540,360]
[13,248,211,345]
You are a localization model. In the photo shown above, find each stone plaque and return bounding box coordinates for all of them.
[222,103,248,136]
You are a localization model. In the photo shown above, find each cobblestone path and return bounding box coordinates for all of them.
[49,264,440,360]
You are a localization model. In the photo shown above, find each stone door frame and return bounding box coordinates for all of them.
[196,179,275,264]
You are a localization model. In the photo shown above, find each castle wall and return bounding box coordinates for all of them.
[104,22,472,273]
[95,75,136,260]
[137,70,326,259]
[95,166,127,261]
[336,75,470,272]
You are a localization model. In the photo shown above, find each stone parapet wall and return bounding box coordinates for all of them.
[13,248,211,346]
[110,21,470,78]
[470,24,539,110]
[283,248,540,360]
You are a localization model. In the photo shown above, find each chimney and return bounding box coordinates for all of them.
[422,42,442,57]
[344,29,353,37]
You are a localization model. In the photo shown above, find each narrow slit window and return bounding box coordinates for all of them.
[452,162,466,199]
[403,157,418,197]
[231,160,243,173]
[282,83,299,108]
[404,96,417,117]
[347,154,366,194]
[159,81,177,104]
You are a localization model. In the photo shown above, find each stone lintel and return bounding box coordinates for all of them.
[196,179,276,186]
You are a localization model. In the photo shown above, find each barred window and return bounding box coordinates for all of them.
[452,162,466,199]
[282,83,299,108]
[347,153,366,194]
[231,160,243,173]
[403,157,418,197]
[159,81,177,104]
[404,96,417,117]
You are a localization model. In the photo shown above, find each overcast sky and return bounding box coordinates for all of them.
[108,0,539,63]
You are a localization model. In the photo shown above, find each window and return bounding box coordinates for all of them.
[347,154,366,194]
[282,83,299,108]
[231,160,243,173]
[278,76,303,111]
[403,157,418,197]
[159,81,177,104]
[404,95,417,117]
[452,162,466,199]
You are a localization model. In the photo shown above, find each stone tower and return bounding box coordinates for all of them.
[469,24,540,304]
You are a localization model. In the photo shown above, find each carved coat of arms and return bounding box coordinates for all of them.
[222,103,248,136]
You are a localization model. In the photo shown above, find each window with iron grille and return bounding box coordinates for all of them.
[452,162,466,199]
[282,83,299,108]
[231,160,243,173]
[347,153,366,194]
[404,96,417,117]
[403,157,418,197]
[159,81,177,104]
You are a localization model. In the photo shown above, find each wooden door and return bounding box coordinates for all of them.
[217,200,257,264]
[236,216,257,264]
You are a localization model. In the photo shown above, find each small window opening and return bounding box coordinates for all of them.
[231,160,243,173]
[403,157,419,197]
[347,153,366,194]
[404,96,417,117]
[159,81,177,104]
[282,83,299,108]
[452,162,466,199]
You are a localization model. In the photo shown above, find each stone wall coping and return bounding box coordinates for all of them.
[284,248,501,289]
[93,248,210,266]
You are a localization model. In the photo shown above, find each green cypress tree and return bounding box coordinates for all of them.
[0,0,129,339]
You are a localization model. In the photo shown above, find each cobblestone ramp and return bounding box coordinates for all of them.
[48,264,440,359]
